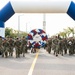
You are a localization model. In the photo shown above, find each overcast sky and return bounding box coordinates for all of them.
[0,0,75,37]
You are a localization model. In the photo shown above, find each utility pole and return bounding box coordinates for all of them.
[26,23,27,33]
[26,22,30,33]
[43,14,46,32]
[18,14,24,37]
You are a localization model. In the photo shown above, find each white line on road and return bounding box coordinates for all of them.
[28,50,39,75]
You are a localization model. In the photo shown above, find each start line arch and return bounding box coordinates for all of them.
[0,1,75,37]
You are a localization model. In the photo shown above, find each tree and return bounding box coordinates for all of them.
[5,27,28,38]
[58,27,75,38]
[5,27,13,37]
[63,28,71,37]
[58,31,67,38]
[68,27,74,37]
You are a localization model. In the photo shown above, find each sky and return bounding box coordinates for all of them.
[0,0,75,37]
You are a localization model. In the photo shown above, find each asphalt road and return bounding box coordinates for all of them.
[0,48,75,75]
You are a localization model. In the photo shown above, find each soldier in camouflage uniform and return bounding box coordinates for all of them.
[14,38,21,58]
[57,35,62,54]
[52,36,60,56]
[46,38,52,54]
[8,37,14,57]
[58,38,64,56]
[63,38,67,54]
[73,38,75,54]
[2,39,9,58]
[67,37,74,55]
[0,36,3,56]
[57,35,64,56]
[21,36,27,57]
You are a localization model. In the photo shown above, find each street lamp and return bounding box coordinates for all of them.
[43,14,46,32]
[26,22,30,33]
[18,14,24,37]
[26,23,27,33]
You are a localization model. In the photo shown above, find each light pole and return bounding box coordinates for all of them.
[43,14,46,32]
[26,22,30,33]
[18,14,24,37]
[26,23,27,33]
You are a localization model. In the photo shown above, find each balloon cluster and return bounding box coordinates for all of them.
[26,29,48,48]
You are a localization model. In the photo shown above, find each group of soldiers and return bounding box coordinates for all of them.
[0,36,27,58]
[1,34,75,58]
[46,35,75,56]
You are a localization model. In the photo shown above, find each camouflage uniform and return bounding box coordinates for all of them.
[8,37,14,57]
[63,38,67,54]
[21,37,27,57]
[67,37,74,55]
[2,39,9,58]
[0,36,3,56]
[52,36,60,56]
[47,38,52,54]
[73,38,75,54]
[58,39,64,56]
[14,38,21,58]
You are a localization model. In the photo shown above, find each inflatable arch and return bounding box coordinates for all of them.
[0,1,75,37]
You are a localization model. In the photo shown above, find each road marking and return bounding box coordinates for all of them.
[28,50,39,75]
